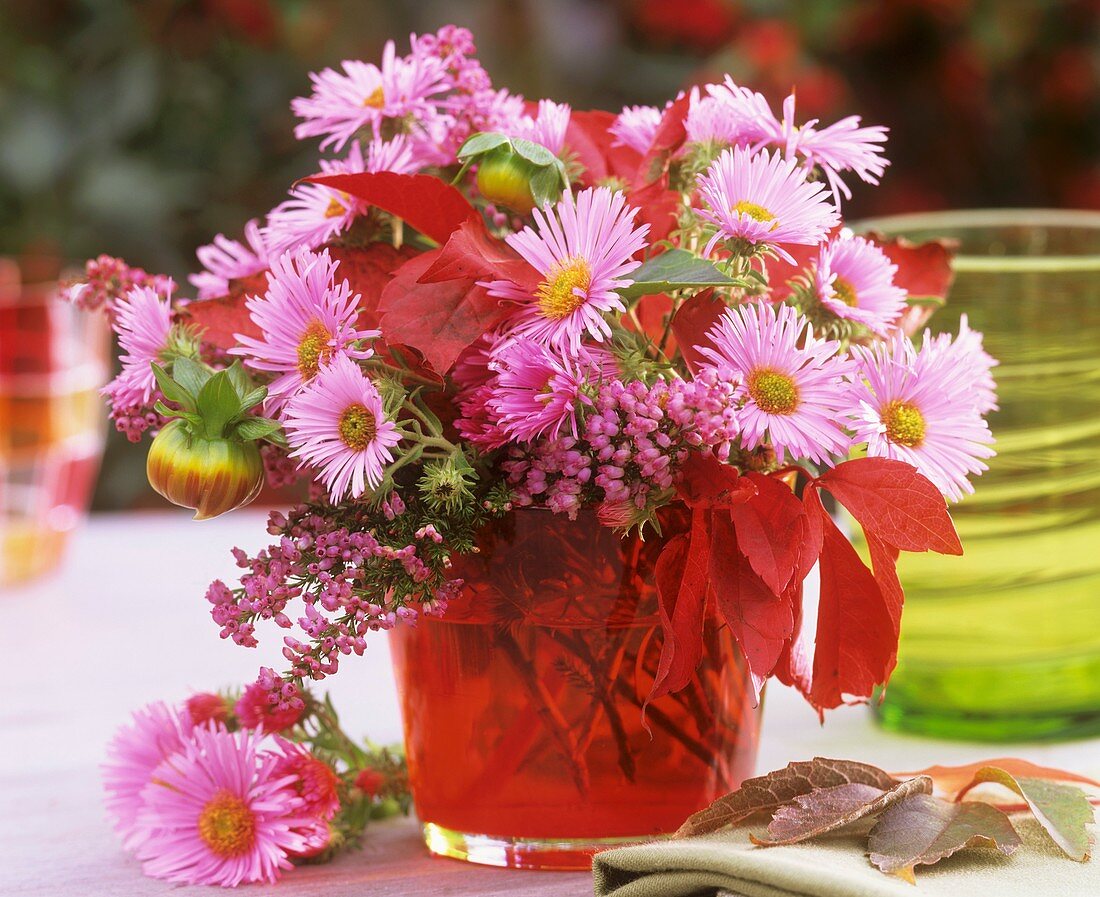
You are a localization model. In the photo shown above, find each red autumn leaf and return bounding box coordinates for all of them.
[728,471,806,596]
[649,509,711,705]
[306,171,476,246]
[180,275,265,351]
[870,234,956,303]
[818,457,962,555]
[418,217,540,291]
[758,238,828,302]
[709,515,793,697]
[629,291,674,348]
[670,289,727,373]
[676,453,756,509]
[865,532,903,636]
[377,251,512,375]
[328,242,420,328]
[635,92,690,186]
[565,109,644,187]
[803,487,897,710]
[899,759,1100,800]
[773,579,812,697]
[628,175,682,247]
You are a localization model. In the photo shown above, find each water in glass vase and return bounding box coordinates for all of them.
[859,210,1100,741]
[389,509,762,869]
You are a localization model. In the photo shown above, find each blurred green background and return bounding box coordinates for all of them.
[2,0,1097,509]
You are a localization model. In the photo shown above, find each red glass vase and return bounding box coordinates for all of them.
[389,508,762,870]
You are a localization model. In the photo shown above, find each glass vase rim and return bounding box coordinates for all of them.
[854,207,1100,273]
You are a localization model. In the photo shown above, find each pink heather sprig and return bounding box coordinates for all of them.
[207,497,493,688]
[62,255,173,318]
[503,372,739,522]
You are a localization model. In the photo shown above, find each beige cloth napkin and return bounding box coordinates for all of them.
[593,819,1098,897]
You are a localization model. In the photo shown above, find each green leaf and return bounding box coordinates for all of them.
[239,386,268,412]
[960,767,1094,861]
[234,417,283,442]
[151,363,196,412]
[456,131,511,161]
[868,794,1022,882]
[751,777,933,846]
[196,370,242,438]
[530,163,567,208]
[618,249,739,300]
[172,356,213,398]
[511,137,558,167]
[675,757,903,838]
[153,401,201,429]
[223,360,254,400]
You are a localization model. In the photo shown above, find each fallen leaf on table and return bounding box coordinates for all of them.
[675,757,901,838]
[868,793,1022,881]
[899,757,1100,799]
[957,767,1095,861]
[751,776,933,846]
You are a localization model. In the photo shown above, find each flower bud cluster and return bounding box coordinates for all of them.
[503,371,739,522]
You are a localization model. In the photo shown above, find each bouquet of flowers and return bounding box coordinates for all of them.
[75,24,996,886]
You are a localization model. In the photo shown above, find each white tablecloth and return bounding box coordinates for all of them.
[3,511,1097,895]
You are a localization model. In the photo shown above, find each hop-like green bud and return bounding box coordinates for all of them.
[417,454,476,514]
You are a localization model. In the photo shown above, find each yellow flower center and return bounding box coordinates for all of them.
[339,403,377,450]
[536,256,593,320]
[297,321,333,379]
[748,369,800,415]
[363,86,385,108]
[324,193,350,219]
[882,400,926,447]
[197,790,256,858]
[832,276,858,307]
[732,200,777,224]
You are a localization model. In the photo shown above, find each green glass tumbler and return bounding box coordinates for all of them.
[858,209,1100,742]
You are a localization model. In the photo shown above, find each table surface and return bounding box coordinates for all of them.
[3,511,1098,896]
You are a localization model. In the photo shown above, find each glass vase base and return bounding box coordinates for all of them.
[422,822,644,870]
[874,700,1100,742]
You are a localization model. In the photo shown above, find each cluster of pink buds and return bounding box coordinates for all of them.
[62,254,172,317]
[503,373,739,521]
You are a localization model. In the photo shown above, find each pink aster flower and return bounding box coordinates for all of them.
[849,333,995,501]
[924,314,999,415]
[701,78,781,147]
[103,701,194,851]
[685,85,771,147]
[190,220,271,300]
[231,247,378,413]
[272,739,341,821]
[101,283,174,409]
[134,727,318,887]
[483,186,649,353]
[611,104,662,155]
[511,99,571,155]
[696,302,853,465]
[291,41,450,151]
[696,146,839,263]
[282,354,402,501]
[779,92,889,204]
[813,231,906,335]
[488,340,616,442]
[265,136,418,256]
[235,681,304,734]
[185,692,230,728]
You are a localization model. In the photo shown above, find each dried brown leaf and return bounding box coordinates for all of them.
[675,757,900,838]
[751,776,933,846]
[868,794,1022,878]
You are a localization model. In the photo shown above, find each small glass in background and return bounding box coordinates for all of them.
[0,257,110,588]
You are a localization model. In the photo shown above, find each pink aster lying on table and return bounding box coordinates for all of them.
[74,24,997,885]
